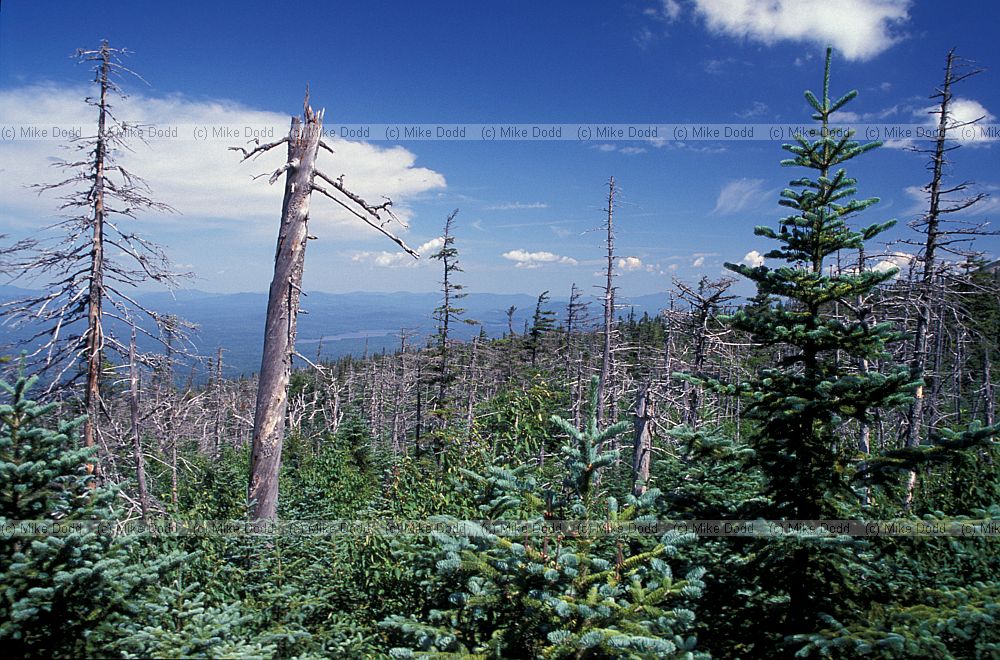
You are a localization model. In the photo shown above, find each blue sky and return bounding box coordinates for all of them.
[1,0,998,300]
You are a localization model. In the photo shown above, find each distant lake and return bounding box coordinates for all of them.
[297,329,398,344]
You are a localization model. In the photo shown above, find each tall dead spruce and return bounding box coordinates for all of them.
[901,50,992,506]
[232,93,416,520]
[1,42,183,480]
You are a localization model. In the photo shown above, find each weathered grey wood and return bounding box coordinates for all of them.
[248,102,324,520]
[239,92,417,520]
[903,50,989,507]
[81,45,111,482]
[598,177,616,425]
[128,326,150,520]
[632,384,653,496]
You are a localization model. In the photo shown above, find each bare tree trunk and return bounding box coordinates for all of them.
[415,361,423,453]
[632,384,653,496]
[598,177,616,425]
[83,45,112,482]
[248,101,324,520]
[232,88,416,518]
[213,347,224,458]
[128,326,150,520]
[985,351,996,427]
[904,49,987,507]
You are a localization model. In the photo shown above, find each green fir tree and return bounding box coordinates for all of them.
[708,48,917,653]
[382,377,705,657]
[0,376,157,657]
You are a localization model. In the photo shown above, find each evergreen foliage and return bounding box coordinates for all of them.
[687,47,1000,656]
[382,377,705,657]
[528,290,558,367]
[0,376,161,657]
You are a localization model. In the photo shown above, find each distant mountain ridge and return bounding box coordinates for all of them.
[0,286,669,378]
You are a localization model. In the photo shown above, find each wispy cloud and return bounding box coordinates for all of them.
[502,248,578,269]
[637,0,683,48]
[644,0,682,22]
[484,201,549,211]
[648,138,728,154]
[736,101,769,119]
[703,57,738,75]
[712,178,770,215]
[692,0,912,61]
[592,143,648,156]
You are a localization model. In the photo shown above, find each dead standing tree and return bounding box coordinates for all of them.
[232,92,416,520]
[597,177,617,425]
[1,42,184,479]
[899,50,993,506]
[673,276,736,428]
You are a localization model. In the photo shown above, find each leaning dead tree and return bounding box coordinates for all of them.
[232,92,417,520]
[1,42,184,477]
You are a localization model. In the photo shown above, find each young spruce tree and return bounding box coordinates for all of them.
[382,377,705,657]
[0,376,154,657]
[717,48,916,651]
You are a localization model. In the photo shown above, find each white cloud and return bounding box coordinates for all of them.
[692,256,705,267]
[0,84,446,244]
[872,251,916,277]
[618,256,644,271]
[502,249,578,269]
[634,26,656,50]
[592,143,647,155]
[830,110,862,122]
[713,178,769,214]
[703,57,737,75]
[692,0,911,61]
[419,237,446,252]
[643,1,682,23]
[351,236,444,268]
[742,250,765,267]
[942,98,996,145]
[886,97,996,150]
[657,0,683,21]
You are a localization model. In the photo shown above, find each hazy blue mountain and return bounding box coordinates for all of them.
[0,286,669,378]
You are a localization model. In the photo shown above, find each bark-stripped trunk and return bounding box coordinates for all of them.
[213,346,224,458]
[598,177,616,425]
[128,327,150,520]
[905,51,955,508]
[632,384,653,496]
[248,103,323,520]
[83,45,111,481]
